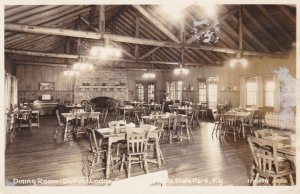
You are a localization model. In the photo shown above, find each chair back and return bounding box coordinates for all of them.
[126,130,149,154]
[86,128,100,153]
[200,103,208,110]
[56,109,64,127]
[247,136,280,174]
[224,115,236,127]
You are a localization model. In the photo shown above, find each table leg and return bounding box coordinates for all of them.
[155,135,162,168]
[241,119,245,139]
[64,120,69,141]
[106,138,112,178]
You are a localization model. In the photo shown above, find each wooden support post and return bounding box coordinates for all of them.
[99,5,105,38]
[135,13,140,60]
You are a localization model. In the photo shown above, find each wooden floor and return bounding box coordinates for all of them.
[5,115,253,186]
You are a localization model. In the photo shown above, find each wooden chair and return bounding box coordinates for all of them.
[178,115,195,143]
[199,103,208,120]
[147,121,165,166]
[120,130,149,178]
[7,112,17,144]
[53,109,65,141]
[18,109,32,133]
[82,127,107,181]
[223,115,240,142]
[247,136,295,186]
[100,108,108,127]
[169,114,182,144]
[212,111,224,136]
[243,111,255,135]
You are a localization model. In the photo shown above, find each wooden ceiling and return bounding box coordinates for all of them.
[5,4,296,70]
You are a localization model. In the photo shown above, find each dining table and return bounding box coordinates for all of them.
[224,110,252,138]
[263,134,296,165]
[95,125,164,178]
[61,111,101,141]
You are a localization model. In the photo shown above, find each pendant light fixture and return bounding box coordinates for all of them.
[174,48,189,75]
[143,64,156,79]
[229,5,248,68]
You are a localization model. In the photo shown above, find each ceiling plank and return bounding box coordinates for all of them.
[257,5,293,43]
[133,5,180,43]
[279,5,296,23]
[243,7,287,53]
[225,9,270,52]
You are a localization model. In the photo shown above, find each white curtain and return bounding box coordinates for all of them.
[239,77,246,108]
[256,76,263,107]
[5,73,12,113]
[4,73,18,113]
[273,73,280,112]
[12,76,18,107]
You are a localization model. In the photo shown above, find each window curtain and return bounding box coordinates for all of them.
[4,73,18,113]
[256,76,263,107]
[12,76,18,108]
[239,77,246,108]
[273,73,280,112]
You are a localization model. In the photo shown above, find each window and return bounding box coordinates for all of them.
[198,82,207,104]
[136,83,144,101]
[166,81,182,101]
[263,76,275,107]
[246,77,257,106]
[148,84,155,102]
[207,77,218,109]
[136,82,155,102]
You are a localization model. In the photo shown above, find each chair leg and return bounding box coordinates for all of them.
[289,174,294,186]
[127,156,131,178]
[272,177,277,186]
[144,154,149,174]
[253,172,259,186]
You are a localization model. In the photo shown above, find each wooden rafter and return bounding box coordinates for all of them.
[99,5,105,38]
[135,12,140,59]
[139,47,160,60]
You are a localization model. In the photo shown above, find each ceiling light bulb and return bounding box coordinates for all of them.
[229,59,237,68]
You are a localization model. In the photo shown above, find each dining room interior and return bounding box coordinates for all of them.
[3,3,297,187]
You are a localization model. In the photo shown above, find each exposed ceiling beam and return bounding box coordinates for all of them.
[135,13,140,59]
[110,41,135,59]
[139,47,160,60]
[99,5,105,38]
[12,60,68,67]
[80,16,99,32]
[6,48,222,67]
[133,5,180,43]
[5,23,286,58]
